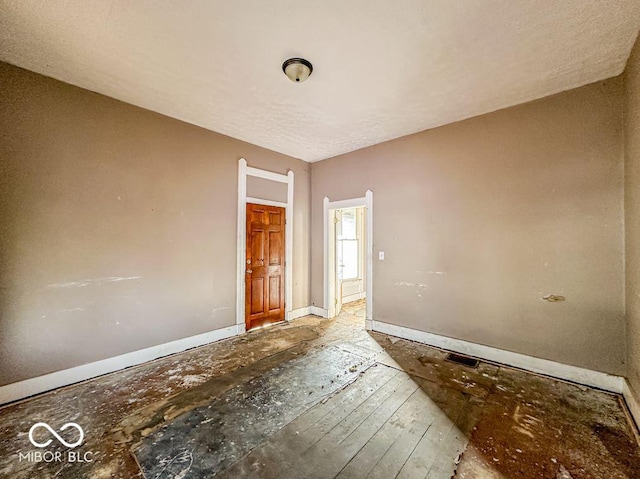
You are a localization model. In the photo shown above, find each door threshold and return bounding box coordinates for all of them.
[246,320,287,333]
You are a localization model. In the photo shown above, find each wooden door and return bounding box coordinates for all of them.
[245,203,285,330]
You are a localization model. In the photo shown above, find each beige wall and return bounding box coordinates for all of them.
[0,57,631,387]
[625,33,640,397]
[0,62,310,386]
[311,78,626,375]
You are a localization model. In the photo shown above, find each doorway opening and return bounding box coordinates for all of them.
[236,158,294,335]
[323,191,373,329]
[333,207,366,321]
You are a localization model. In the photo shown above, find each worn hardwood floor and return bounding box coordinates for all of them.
[0,300,638,478]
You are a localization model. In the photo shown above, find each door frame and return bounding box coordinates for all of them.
[323,191,374,329]
[237,158,294,334]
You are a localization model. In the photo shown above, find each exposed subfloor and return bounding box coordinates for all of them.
[1,300,639,478]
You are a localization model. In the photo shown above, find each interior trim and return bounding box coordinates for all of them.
[0,325,237,406]
[0,302,319,406]
[373,320,625,393]
[323,191,373,327]
[623,380,640,431]
[309,306,329,318]
[246,166,288,183]
[286,307,311,321]
[237,158,294,333]
[245,197,287,208]
[342,292,366,304]
[2,315,629,416]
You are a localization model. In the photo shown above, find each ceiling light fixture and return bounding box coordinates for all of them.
[282,58,313,83]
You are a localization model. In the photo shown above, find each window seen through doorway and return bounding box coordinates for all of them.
[338,209,359,280]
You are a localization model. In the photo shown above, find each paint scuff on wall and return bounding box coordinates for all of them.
[395,281,429,290]
[46,276,142,289]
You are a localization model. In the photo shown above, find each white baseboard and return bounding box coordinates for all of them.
[623,379,640,431]
[0,325,238,406]
[309,306,328,318]
[3,314,629,411]
[286,307,311,321]
[343,292,366,304]
[373,321,624,393]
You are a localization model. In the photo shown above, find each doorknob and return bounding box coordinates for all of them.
[246,269,252,274]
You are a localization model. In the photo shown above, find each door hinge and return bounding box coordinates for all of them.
[334,217,339,224]
[335,298,338,305]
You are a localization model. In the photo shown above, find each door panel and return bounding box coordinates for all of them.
[251,278,264,314]
[269,276,281,310]
[269,211,281,225]
[245,203,286,330]
[252,230,265,263]
[269,233,282,265]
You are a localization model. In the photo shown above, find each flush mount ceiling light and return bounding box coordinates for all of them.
[282,58,313,83]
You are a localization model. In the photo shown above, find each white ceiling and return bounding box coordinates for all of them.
[1,1,639,162]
